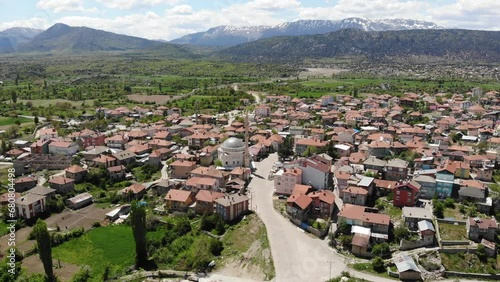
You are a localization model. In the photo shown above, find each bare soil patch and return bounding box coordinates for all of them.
[22,255,80,282]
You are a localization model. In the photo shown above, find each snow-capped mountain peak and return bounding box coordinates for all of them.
[171,18,443,46]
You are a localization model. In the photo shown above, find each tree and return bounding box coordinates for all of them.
[336,218,350,235]
[433,200,444,219]
[131,202,148,268]
[214,159,223,167]
[394,225,411,241]
[372,256,385,272]
[33,219,55,281]
[371,243,390,256]
[11,90,17,104]
[34,115,39,125]
[278,135,294,160]
[302,145,317,157]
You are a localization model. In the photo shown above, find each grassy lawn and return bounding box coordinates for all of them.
[219,213,275,280]
[443,207,461,220]
[441,252,499,274]
[0,116,33,126]
[52,225,136,278]
[438,222,467,240]
[350,263,397,280]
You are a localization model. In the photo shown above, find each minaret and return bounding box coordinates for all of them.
[243,113,250,168]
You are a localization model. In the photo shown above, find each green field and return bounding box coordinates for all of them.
[52,225,137,277]
[0,116,32,126]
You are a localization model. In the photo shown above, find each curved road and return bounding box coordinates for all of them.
[248,153,363,282]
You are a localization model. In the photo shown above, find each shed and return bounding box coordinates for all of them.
[394,254,421,280]
[65,192,93,209]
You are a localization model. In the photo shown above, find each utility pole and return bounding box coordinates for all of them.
[328,260,333,281]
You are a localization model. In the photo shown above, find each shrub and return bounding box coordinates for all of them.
[444,198,455,209]
[92,222,101,228]
[371,243,390,256]
[394,225,410,241]
[372,256,385,272]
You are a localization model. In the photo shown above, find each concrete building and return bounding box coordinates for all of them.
[274,167,303,195]
[15,193,47,219]
[215,193,249,222]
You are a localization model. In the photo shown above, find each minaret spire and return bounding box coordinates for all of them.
[244,112,250,168]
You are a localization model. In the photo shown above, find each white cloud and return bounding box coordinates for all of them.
[96,0,183,10]
[169,5,192,15]
[249,0,301,10]
[428,0,500,30]
[36,0,98,13]
[298,0,429,20]
[0,17,51,31]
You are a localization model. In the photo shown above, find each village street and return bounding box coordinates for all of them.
[246,153,387,282]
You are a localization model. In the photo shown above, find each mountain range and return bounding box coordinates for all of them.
[0,19,499,63]
[0,27,42,53]
[171,18,442,47]
[218,28,500,62]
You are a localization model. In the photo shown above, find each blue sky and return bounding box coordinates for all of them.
[0,0,498,40]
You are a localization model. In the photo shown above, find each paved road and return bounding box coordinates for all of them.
[249,153,347,282]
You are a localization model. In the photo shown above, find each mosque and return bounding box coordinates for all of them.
[217,115,251,169]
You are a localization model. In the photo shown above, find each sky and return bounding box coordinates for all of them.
[0,0,499,40]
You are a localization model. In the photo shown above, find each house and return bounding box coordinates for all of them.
[334,170,351,196]
[229,166,251,182]
[39,128,58,141]
[190,166,226,187]
[308,190,335,219]
[48,141,78,156]
[65,192,93,209]
[185,177,219,192]
[342,186,368,206]
[165,189,195,211]
[368,141,391,158]
[435,163,455,198]
[82,146,109,161]
[413,175,436,199]
[467,217,498,242]
[112,150,136,166]
[296,155,332,190]
[393,180,421,207]
[199,145,218,166]
[65,165,87,183]
[30,140,50,154]
[28,186,56,198]
[351,232,371,258]
[107,165,127,180]
[215,193,250,222]
[15,193,47,219]
[274,167,303,195]
[121,183,146,200]
[14,176,38,192]
[92,154,117,168]
[255,105,271,117]
[338,204,390,234]
[286,194,312,220]
[385,158,409,181]
[458,180,487,202]
[68,129,105,148]
[194,190,224,214]
[402,207,433,230]
[105,134,128,149]
[417,220,435,246]
[294,138,327,156]
[170,160,197,179]
[48,176,75,194]
[394,254,421,281]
